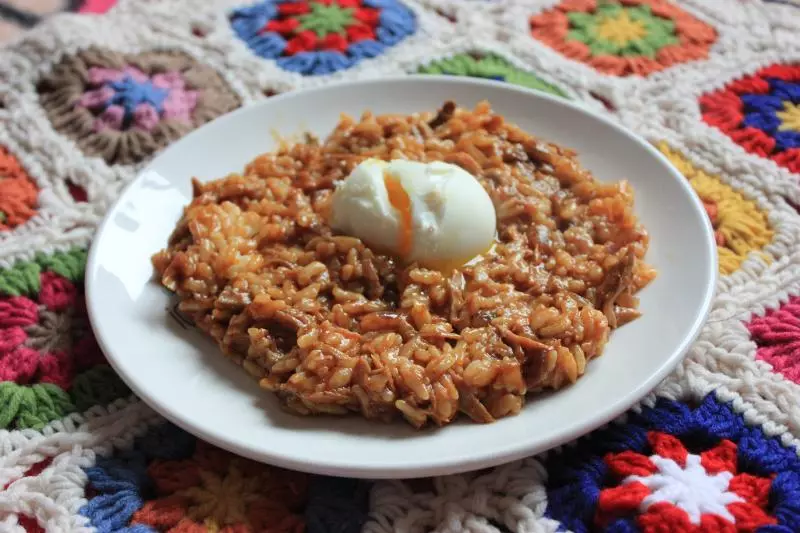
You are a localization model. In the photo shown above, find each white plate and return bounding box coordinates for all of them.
[86,76,716,479]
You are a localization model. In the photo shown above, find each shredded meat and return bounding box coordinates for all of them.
[597,248,636,328]
[152,101,655,428]
[428,100,456,129]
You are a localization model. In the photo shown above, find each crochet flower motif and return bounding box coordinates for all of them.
[81,422,309,532]
[748,295,800,384]
[0,146,39,232]
[598,434,775,529]
[230,0,417,76]
[545,394,800,532]
[418,52,568,98]
[656,143,773,275]
[700,64,800,174]
[530,0,717,77]
[0,248,127,430]
[77,67,198,133]
[568,3,677,57]
[0,274,80,391]
[38,48,240,166]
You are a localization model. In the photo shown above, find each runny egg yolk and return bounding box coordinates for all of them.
[328,158,497,271]
[384,172,414,258]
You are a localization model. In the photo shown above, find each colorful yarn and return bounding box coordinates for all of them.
[0,247,126,429]
[0,288,78,388]
[700,64,800,174]
[37,247,88,283]
[230,0,417,75]
[545,393,800,532]
[657,143,773,275]
[0,381,75,429]
[0,248,87,298]
[748,295,800,384]
[81,422,310,532]
[0,146,39,231]
[418,52,568,98]
[530,0,717,77]
[77,67,199,133]
[70,364,130,412]
[38,49,240,165]
[0,260,40,298]
[5,3,800,532]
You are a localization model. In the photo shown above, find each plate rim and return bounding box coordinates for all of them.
[85,75,718,478]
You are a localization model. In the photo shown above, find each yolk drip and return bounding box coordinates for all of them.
[424,241,497,273]
[384,172,413,257]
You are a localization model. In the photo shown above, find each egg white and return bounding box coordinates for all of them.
[329,159,496,269]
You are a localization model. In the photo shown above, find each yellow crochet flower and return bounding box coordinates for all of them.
[657,142,773,275]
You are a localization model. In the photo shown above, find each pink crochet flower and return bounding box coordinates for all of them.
[0,275,87,389]
[748,295,800,383]
[0,295,41,383]
[39,271,78,312]
[77,66,199,133]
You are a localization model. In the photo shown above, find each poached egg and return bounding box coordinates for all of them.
[329,159,497,270]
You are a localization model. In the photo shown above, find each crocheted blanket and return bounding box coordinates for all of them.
[1,0,800,531]
[0,1,115,43]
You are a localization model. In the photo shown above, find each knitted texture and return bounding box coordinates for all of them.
[38,48,241,166]
[0,1,117,44]
[529,0,717,77]
[230,0,418,75]
[2,1,800,532]
[418,51,569,97]
[0,147,39,231]
[80,422,309,532]
[545,394,800,532]
[700,64,800,174]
